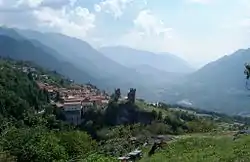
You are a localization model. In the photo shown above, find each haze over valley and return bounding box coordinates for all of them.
[0,26,249,115]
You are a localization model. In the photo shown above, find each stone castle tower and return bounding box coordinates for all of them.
[127,88,136,103]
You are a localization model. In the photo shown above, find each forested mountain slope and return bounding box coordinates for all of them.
[161,48,250,115]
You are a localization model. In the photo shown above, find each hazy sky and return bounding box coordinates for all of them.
[0,0,250,67]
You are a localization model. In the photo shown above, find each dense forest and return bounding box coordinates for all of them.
[0,58,249,162]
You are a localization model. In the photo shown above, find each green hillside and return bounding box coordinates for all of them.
[0,59,49,119]
[0,59,113,162]
[140,134,250,162]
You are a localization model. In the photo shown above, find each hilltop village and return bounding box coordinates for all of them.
[37,81,111,125]
[14,63,139,125]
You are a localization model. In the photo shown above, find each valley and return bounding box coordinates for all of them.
[1,26,250,115]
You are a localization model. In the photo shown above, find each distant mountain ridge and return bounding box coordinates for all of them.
[99,46,194,73]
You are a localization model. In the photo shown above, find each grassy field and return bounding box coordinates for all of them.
[135,100,172,117]
[140,133,250,162]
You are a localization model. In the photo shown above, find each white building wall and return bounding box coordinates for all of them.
[63,104,82,111]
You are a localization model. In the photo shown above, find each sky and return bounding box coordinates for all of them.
[0,0,250,67]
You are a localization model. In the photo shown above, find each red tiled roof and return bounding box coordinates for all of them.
[64,98,84,103]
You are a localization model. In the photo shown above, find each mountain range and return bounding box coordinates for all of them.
[0,26,250,115]
[161,48,250,115]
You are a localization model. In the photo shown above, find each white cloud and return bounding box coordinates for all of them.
[34,6,95,39]
[119,9,173,52]
[94,0,134,18]
[94,4,101,12]
[0,0,95,39]
[133,10,173,37]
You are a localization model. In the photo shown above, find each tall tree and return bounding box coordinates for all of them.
[27,72,33,81]
[245,63,250,79]
[157,111,163,121]
[114,88,121,102]
[55,91,61,102]
[244,63,250,89]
